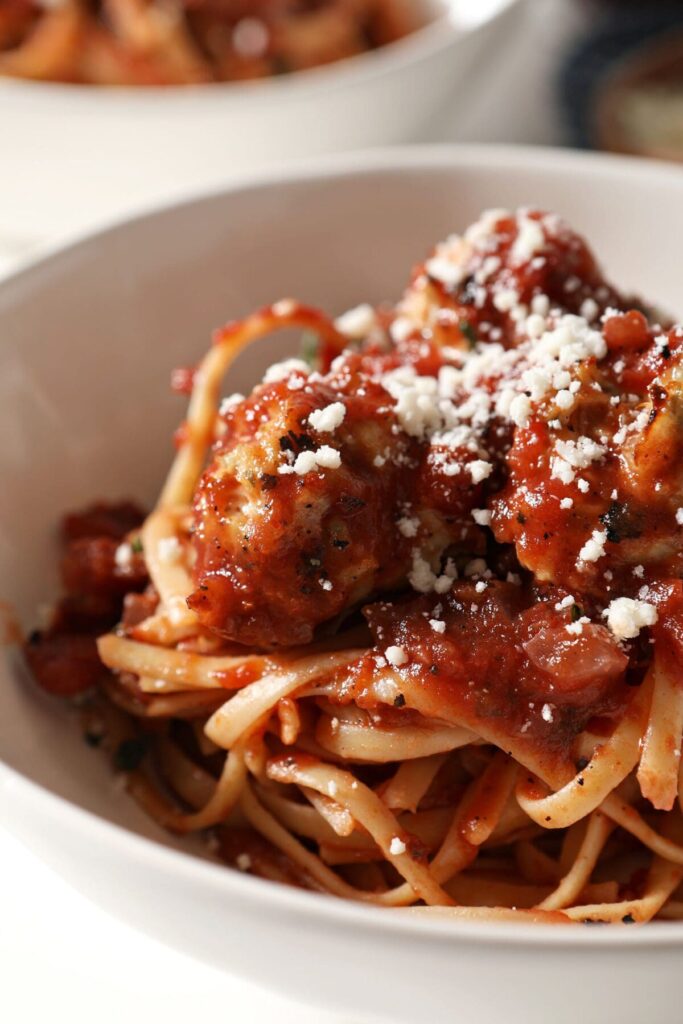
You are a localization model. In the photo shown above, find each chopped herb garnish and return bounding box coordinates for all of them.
[300,330,321,370]
[131,536,143,555]
[459,320,478,347]
[571,604,583,622]
[114,737,149,773]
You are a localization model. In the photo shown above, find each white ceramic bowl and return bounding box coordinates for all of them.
[0,0,519,246]
[1,145,683,1024]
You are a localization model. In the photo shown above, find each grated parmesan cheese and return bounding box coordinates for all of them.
[114,543,133,570]
[263,357,310,384]
[308,401,346,433]
[334,303,376,339]
[511,214,545,263]
[472,508,492,527]
[604,597,658,640]
[425,256,466,289]
[469,460,493,484]
[579,529,607,564]
[385,646,409,668]
[279,446,341,475]
[219,392,245,415]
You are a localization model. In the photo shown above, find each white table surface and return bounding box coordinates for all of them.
[0,3,584,1021]
[0,824,364,1024]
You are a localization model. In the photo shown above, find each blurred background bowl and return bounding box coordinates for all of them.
[0,0,519,243]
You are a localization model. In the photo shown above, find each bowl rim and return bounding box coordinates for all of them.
[3,141,683,948]
[0,0,519,103]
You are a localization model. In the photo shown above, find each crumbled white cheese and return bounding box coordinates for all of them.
[390,316,415,344]
[408,550,457,595]
[509,393,532,428]
[280,446,341,475]
[263,358,310,384]
[580,297,599,321]
[464,208,509,248]
[397,515,420,538]
[385,646,409,667]
[566,616,590,635]
[380,365,442,439]
[525,313,547,339]
[219,392,245,415]
[550,457,576,485]
[555,390,575,410]
[429,619,446,634]
[472,508,492,527]
[511,214,545,263]
[469,459,493,484]
[389,836,407,856]
[493,288,520,313]
[114,543,133,569]
[605,597,658,640]
[271,299,297,317]
[334,303,376,339]
[559,497,574,510]
[579,529,607,564]
[308,401,346,433]
[555,436,606,469]
[236,853,252,872]
[531,294,550,316]
[541,703,554,723]
[425,256,466,289]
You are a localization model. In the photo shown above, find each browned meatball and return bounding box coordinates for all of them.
[188,352,481,648]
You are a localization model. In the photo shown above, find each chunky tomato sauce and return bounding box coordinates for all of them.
[26,208,681,773]
[25,502,147,697]
[350,581,630,777]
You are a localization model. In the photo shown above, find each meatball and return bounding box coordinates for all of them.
[394,208,643,353]
[490,312,683,601]
[188,352,481,648]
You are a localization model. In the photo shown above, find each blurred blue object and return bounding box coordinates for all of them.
[559,2,683,159]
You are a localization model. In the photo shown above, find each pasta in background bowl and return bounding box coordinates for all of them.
[2,146,683,1024]
[0,0,423,85]
[0,0,520,242]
